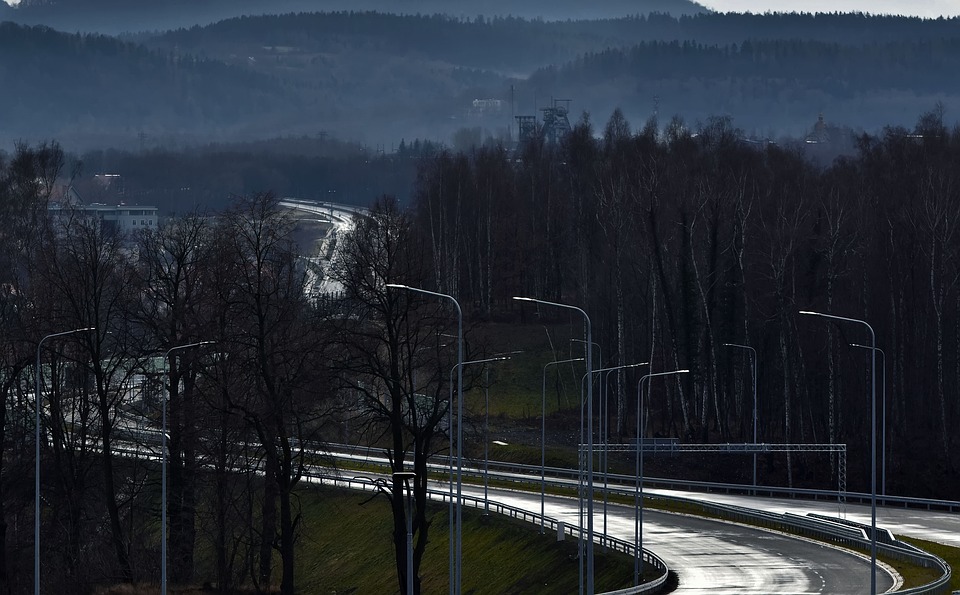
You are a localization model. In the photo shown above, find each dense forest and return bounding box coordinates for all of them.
[3,11,960,150]
[529,36,960,136]
[408,107,960,499]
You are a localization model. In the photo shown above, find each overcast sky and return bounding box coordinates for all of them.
[700,1,960,18]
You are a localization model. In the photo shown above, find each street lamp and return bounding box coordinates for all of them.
[800,310,877,595]
[515,296,594,595]
[635,369,687,585]
[393,471,417,595]
[582,362,649,539]
[162,341,215,595]
[481,354,517,515]
[723,342,759,489]
[540,357,584,533]
[388,283,463,595]
[443,355,505,589]
[850,343,887,497]
[35,326,95,595]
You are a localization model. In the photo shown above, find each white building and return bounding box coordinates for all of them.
[49,202,159,235]
[78,203,159,233]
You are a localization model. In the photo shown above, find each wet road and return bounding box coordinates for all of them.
[463,483,894,593]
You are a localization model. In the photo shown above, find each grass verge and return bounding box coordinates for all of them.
[296,486,642,594]
[897,535,960,591]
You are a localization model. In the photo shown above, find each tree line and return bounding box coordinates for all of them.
[409,107,960,496]
[0,140,478,594]
[0,143,336,593]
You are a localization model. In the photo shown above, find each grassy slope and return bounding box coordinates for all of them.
[897,536,960,591]
[296,486,637,594]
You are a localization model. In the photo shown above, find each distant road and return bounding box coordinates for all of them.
[279,198,369,295]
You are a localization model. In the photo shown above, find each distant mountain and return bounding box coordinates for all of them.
[0,22,303,147]
[3,11,960,152]
[4,0,709,34]
[525,37,960,136]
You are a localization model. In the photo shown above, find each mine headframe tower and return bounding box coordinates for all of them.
[540,99,572,145]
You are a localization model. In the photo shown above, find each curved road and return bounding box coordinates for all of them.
[647,486,960,548]
[458,482,893,594]
[327,446,898,592]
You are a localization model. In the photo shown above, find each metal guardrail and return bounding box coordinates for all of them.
[641,492,953,595]
[321,443,954,594]
[307,471,672,595]
[114,438,952,594]
[324,442,960,514]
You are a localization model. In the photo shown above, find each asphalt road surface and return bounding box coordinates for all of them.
[647,487,960,547]
[463,483,894,594]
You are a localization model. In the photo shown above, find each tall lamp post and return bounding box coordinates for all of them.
[35,326,95,595]
[444,356,505,589]
[850,343,887,497]
[387,284,463,595]
[800,310,877,595]
[481,354,517,514]
[570,339,602,433]
[723,342,758,489]
[540,357,584,533]
[515,296,594,595]
[162,341,215,595]
[635,369,687,586]
[581,362,649,539]
[633,370,690,585]
[393,471,417,595]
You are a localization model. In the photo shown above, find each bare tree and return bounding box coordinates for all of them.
[35,211,143,583]
[0,142,66,594]
[331,196,454,595]
[135,212,216,584]
[212,192,331,595]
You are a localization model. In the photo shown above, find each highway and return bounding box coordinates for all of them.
[647,487,960,549]
[457,481,894,594]
[323,444,901,593]
[116,431,900,594]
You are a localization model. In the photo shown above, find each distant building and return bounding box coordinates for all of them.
[468,98,505,118]
[48,178,158,236]
[73,203,159,234]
